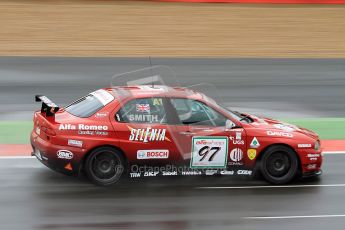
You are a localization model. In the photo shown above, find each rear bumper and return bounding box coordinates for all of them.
[31,131,82,176]
[31,147,78,176]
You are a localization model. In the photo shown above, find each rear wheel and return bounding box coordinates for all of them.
[260,145,298,184]
[84,147,126,186]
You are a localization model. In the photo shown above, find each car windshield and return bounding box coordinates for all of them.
[217,104,245,121]
[199,93,245,122]
[65,89,114,118]
[208,99,252,123]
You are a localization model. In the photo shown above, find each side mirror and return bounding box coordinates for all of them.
[225,119,236,131]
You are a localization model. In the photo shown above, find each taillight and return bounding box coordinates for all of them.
[41,126,56,136]
[314,140,320,151]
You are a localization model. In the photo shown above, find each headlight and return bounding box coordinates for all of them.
[314,140,320,151]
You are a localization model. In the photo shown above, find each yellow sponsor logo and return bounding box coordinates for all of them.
[247,149,257,160]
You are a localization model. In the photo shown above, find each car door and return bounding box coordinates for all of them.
[168,98,247,169]
[112,97,181,166]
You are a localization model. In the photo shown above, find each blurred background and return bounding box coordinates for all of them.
[0,0,345,230]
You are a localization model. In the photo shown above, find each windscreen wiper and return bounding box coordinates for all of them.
[240,114,252,122]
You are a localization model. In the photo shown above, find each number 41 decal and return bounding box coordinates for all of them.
[190,137,228,168]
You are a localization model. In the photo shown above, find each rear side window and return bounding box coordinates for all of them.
[115,98,167,124]
[66,89,114,118]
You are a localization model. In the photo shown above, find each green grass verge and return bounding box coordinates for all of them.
[0,121,33,144]
[0,118,344,144]
[283,118,345,140]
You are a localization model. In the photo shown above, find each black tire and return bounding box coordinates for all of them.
[260,145,298,185]
[84,147,126,186]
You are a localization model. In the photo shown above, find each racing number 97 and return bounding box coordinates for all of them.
[198,146,221,162]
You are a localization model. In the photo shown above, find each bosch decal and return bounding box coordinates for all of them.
[137,150,169,159]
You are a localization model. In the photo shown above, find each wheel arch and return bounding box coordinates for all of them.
[255,143,302,173]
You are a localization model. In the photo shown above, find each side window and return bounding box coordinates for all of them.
[115,98,167,124]
[170,98,227,127]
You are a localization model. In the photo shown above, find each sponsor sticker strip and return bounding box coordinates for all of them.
[129,169,252,178]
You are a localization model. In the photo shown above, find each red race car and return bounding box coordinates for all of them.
[30,67,322,186]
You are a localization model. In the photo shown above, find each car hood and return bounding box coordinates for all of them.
[248,115,319,140]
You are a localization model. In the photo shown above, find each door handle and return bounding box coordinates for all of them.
[179,131,196,136]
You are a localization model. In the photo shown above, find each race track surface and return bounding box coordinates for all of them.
[0,154,344,230]
[1,57,345,120]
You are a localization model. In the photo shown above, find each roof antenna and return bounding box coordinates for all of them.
[149,56,154,88]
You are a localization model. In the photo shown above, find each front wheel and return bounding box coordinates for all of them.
[260,145,298,184]
[84,147,126,186]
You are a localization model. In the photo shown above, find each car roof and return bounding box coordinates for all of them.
[104,85,205,101]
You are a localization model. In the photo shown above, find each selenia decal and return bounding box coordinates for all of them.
[190,137,228,168]
[128,126,171,142]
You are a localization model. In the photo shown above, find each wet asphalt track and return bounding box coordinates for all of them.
[1,57,345,120]
[0,154,345,230]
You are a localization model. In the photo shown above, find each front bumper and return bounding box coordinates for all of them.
[299,148,323,174]
[302,170,322,178]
